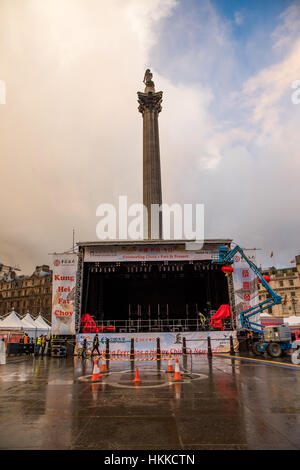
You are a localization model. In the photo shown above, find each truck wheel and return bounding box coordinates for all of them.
[252,342,264,356]
[291,349,300,365]
[267,342,282,358]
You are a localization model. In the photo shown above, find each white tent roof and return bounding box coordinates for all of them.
[260,313,272,317]
[284,316,300,326]
[0,310,24,329]
[34,314,51,330]
[22,313,37,328]
[20,315,36,331]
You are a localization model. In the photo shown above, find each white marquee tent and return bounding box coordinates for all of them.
[22,313,38,329]
[34,314,51,333]
[284,316,300,326]
[20,317,36,332]
[0,310,24,330]
[0,310,51,338]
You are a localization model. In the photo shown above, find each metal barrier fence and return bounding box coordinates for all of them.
[76,335,236,357]
[80,318,233,333]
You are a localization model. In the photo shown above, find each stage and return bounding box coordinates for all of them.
[74,239,236,335]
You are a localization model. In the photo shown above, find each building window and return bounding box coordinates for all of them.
[291,292,296,297]
[279,281,284,287]
[289,280,294,286]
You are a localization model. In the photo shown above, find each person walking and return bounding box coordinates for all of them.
[47,336,52,356]
[82,337,88,358]
[198,312,206,330]
[44,336,49,356]
[0,338,6,365]
[35,335,42,357]
[23,333,29,355]
[91,334,101,357]
[41,335,46,356]
[29,337,34,356]
[19,335,24,355]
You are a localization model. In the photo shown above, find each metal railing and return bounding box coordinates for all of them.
[79,317,233,333]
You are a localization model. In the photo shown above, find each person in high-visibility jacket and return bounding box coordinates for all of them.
[198,312,206,330]
[23,333,29,355]
[35,335,42,357]
[41,335,47,356]
[91,334,101,357]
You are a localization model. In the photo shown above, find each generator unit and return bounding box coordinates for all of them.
[263,324,291,343]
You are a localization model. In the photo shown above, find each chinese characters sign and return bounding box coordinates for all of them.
[232,250,260,330]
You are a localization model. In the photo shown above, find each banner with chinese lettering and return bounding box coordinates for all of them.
[232,249,260,330]
[51,253,78,335]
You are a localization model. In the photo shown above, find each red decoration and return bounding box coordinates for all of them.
[221,265,234,275]
[210,304,231,330]
[258,275,271,284]
[80,313,97,333]
[80,314,116,333]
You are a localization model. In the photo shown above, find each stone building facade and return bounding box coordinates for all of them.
[258,255,300,317]
[0,265,52,322]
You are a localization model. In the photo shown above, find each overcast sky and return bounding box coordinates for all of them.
[0,0,300,273]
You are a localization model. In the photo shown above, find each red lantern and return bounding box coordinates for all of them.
[221,265,234,276]
[258,275,271,283]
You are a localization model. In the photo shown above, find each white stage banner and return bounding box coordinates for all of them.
[76,331,238,355]
[84,245,217,262]
[232,249,260,330]
[51,253,78,335]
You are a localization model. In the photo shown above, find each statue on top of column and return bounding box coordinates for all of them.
[143,69,155,92]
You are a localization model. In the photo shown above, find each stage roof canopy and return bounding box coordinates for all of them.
[77,239,232,248]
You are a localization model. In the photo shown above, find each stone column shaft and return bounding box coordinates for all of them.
[138,89,163,238]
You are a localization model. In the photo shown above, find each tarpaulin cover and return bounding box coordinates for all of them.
[210,304,231,330]
[80,314,116,333]
[80,314,98,333]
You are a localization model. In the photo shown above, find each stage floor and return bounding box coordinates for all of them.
[0,354,299,450]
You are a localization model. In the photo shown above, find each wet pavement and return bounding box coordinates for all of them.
[0,354,299,450]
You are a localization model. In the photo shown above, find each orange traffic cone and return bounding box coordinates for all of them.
[166,354,174,373]
[133,367,141,384]
[173,358,182,381]
[100,361,108,373]
[91,359,102,382]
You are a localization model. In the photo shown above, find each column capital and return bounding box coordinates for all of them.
[137,91,163,114]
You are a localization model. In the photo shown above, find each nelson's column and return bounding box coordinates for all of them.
[138,69,163,239]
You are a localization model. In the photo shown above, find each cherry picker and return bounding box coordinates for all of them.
[213,245,300,364]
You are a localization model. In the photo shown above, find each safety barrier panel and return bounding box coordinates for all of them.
[97,354,174,362]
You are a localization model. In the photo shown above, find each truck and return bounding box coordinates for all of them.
[213,245,300,364]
